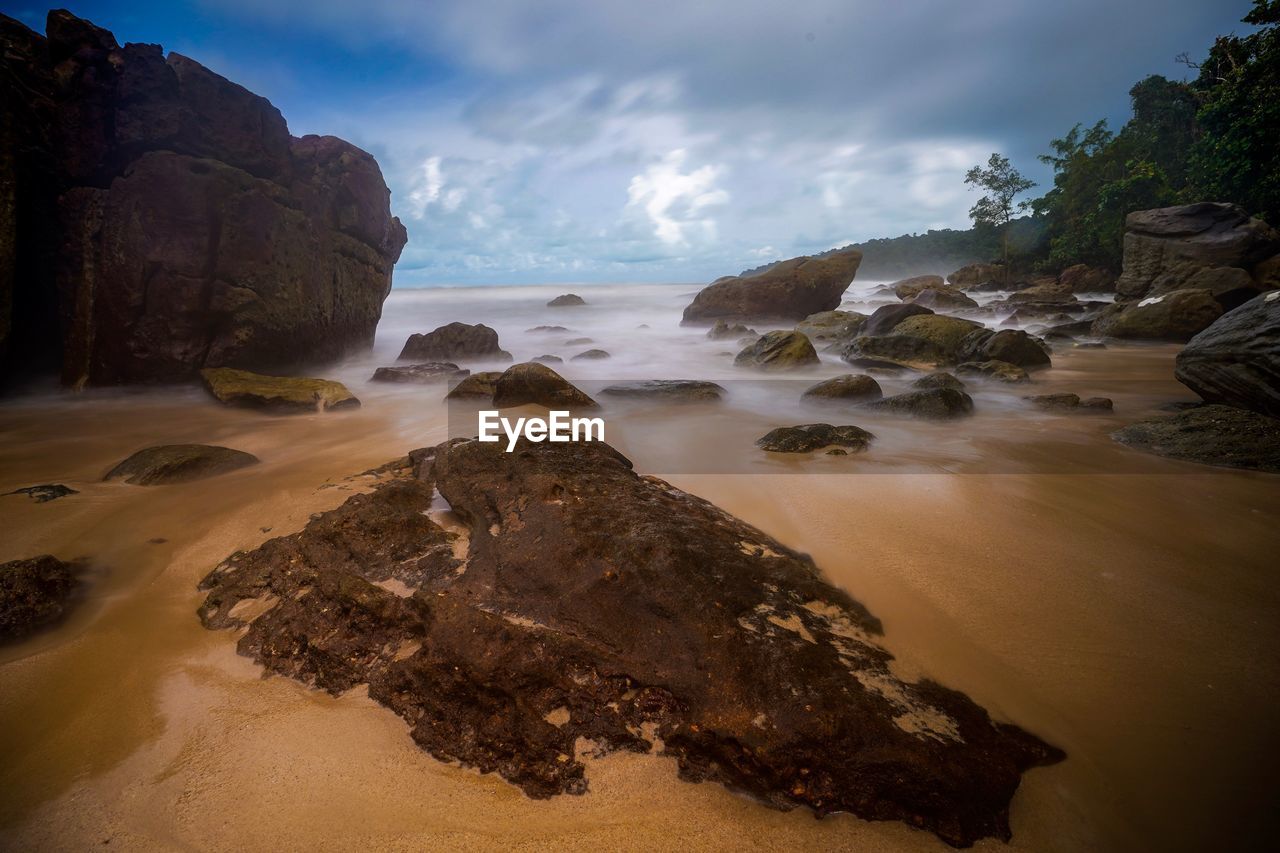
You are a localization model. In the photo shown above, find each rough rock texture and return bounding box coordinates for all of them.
[955,361,1031,383]
[491,362,598,409]
[862,388,975,420]
[862,303,933,337]
[890,275,946,300]
[548,294,586,307]
[794,310,866,342]
[947,263,1005,289]
[198,440,1061,847]
[958,329,1052,371]
[734,331,819,371]
[890,315,987,361]
[104,444,260,485]
[682,249,862,323]
[1023,393,1113,413]
[842,335,944,371]
[757,423,875,453]
[0,11,407,388]
[914,372,965,391]
[1,554,77,639]
[1112,404,1280,472]
[1092,289,1224,342]
[372,362,470,384]
[707,320,757,340]
[1175,292,1280,418]
[399,323,511,362]
[445,371,502,401]
[801,374,883,402]
[1114,203,1279,302]
[1058,264,1116,294]
[200,367,359,413]
[601,380,725,401]
[4,484,78,502]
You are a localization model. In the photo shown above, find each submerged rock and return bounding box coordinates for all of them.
[841,334,945,370]
[1174,292,1280,418]
[445,371,503,401]
[198,439,1061,847]
[801,374,883,402]
[862,388,974,420]
[1,555,77,639]
[794,310,866,342]
[682,248,862,323]
[1112,404,1280,472]
[200,367,360,413]
[527,325,571,333]
[861,303,933,337]
[492,362,598,409]
[913,372,965,391]
[734,331,819,371]
[601,380,725,401]
[399,323,511,362]
[105,444,260,485]
[4,484,78,502]
[1023,393,1113,413]
[956,361,1031,383]
[570,349,611,361]
[533,354,564,364]
[371,363,470,384]
[959,329,1052,370]
[757,423,875,453]
[707,320,758,340]
[547,294,586,307]
[890,315,987,361]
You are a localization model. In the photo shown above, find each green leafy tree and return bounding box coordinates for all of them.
[964,154,1036,283]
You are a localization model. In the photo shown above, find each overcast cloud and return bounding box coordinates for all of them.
[7,0,1254,284]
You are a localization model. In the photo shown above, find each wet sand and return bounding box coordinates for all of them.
[2,286,1279,851]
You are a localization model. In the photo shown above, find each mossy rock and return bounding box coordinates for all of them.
[200,368,360,414]
[890,315,986,360]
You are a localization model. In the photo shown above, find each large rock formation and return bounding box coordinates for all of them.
[1114,203,1279,305]
[1175,292,1280,418]
[0,11,407,387]
[682,249,862,323]
[1092,288,1224,342]
[198,440,1062,848]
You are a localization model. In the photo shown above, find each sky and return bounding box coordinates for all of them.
[3,0,1255,286]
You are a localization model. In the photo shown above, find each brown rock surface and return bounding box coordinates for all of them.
[682,249,862,323]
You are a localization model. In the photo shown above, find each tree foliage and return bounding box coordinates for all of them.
[964,154,1036,279]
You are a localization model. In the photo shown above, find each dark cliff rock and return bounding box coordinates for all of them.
[682,248,862,323]
[198,440,1062,848]
[0,10,407,387]
[1175,292,1280,418]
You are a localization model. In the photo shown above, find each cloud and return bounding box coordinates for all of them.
[626,150,729,247]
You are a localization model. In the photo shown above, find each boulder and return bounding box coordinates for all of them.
[889,314,987,361]
[959,329,1052,370]
[1112,404,1280,473]
[547,293,586,307]
[445,371,502,401]
[565,337,593,346]
[1174,292,1280,418]
[861,388,974,420]
[4,484,78,502]
[890,274,945,300]
[570,349,611,361]
[841,335,944,370]
[956,361,1031,383]
[682,248,862,323]
[197,439,1061,847]
[947,262,1006,289]
[200,367,359,413]
[794,310,866,342]
[104,444,260,485]
[862,303,933,337]
[533,354,563,364]
[734,331,819,371]
[801,374,883,402]
[1115,203,1280,301]
[909,287,979,311]
[1023,393,1113,413]
[707,320,757,340]
[0,12,407,388]
[913,372,965,391]
[371,362,470,384]
[1,554,77,639]
[491,362,598,409]
[756,423,875,453]
[1058,264,1116,293]
[600,380,724,402]
[1091,289,1224,342]
[1007,283,1075,304]
[399,323,511,362]
[527,325,570,333]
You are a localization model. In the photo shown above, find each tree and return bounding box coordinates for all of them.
[964,154,1036,283]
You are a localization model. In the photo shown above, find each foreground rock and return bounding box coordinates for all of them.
[1,555,77,639]
[1024,394,1113,413]
[1174,292,1280,418]
[105,444,260,485]
[0,12,407,387]
[198,439,1061,846]
[794,310,866,343]
[682,248,863,323]
[601,380,724,401]
[1091,289,1224,342]
[547,294,586,307]
[1113,404,1280,472]
[399,323,511,362]
[757,424,874,453]
[4,484,78,502]
[801,374,883,402]
[200,368,360,413]
[734,331,819,371]
[371,363,470,384]
[445,372,502,401]
[862,388,974,420]
[492,362,598,409]
[1115,203,1280,303]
